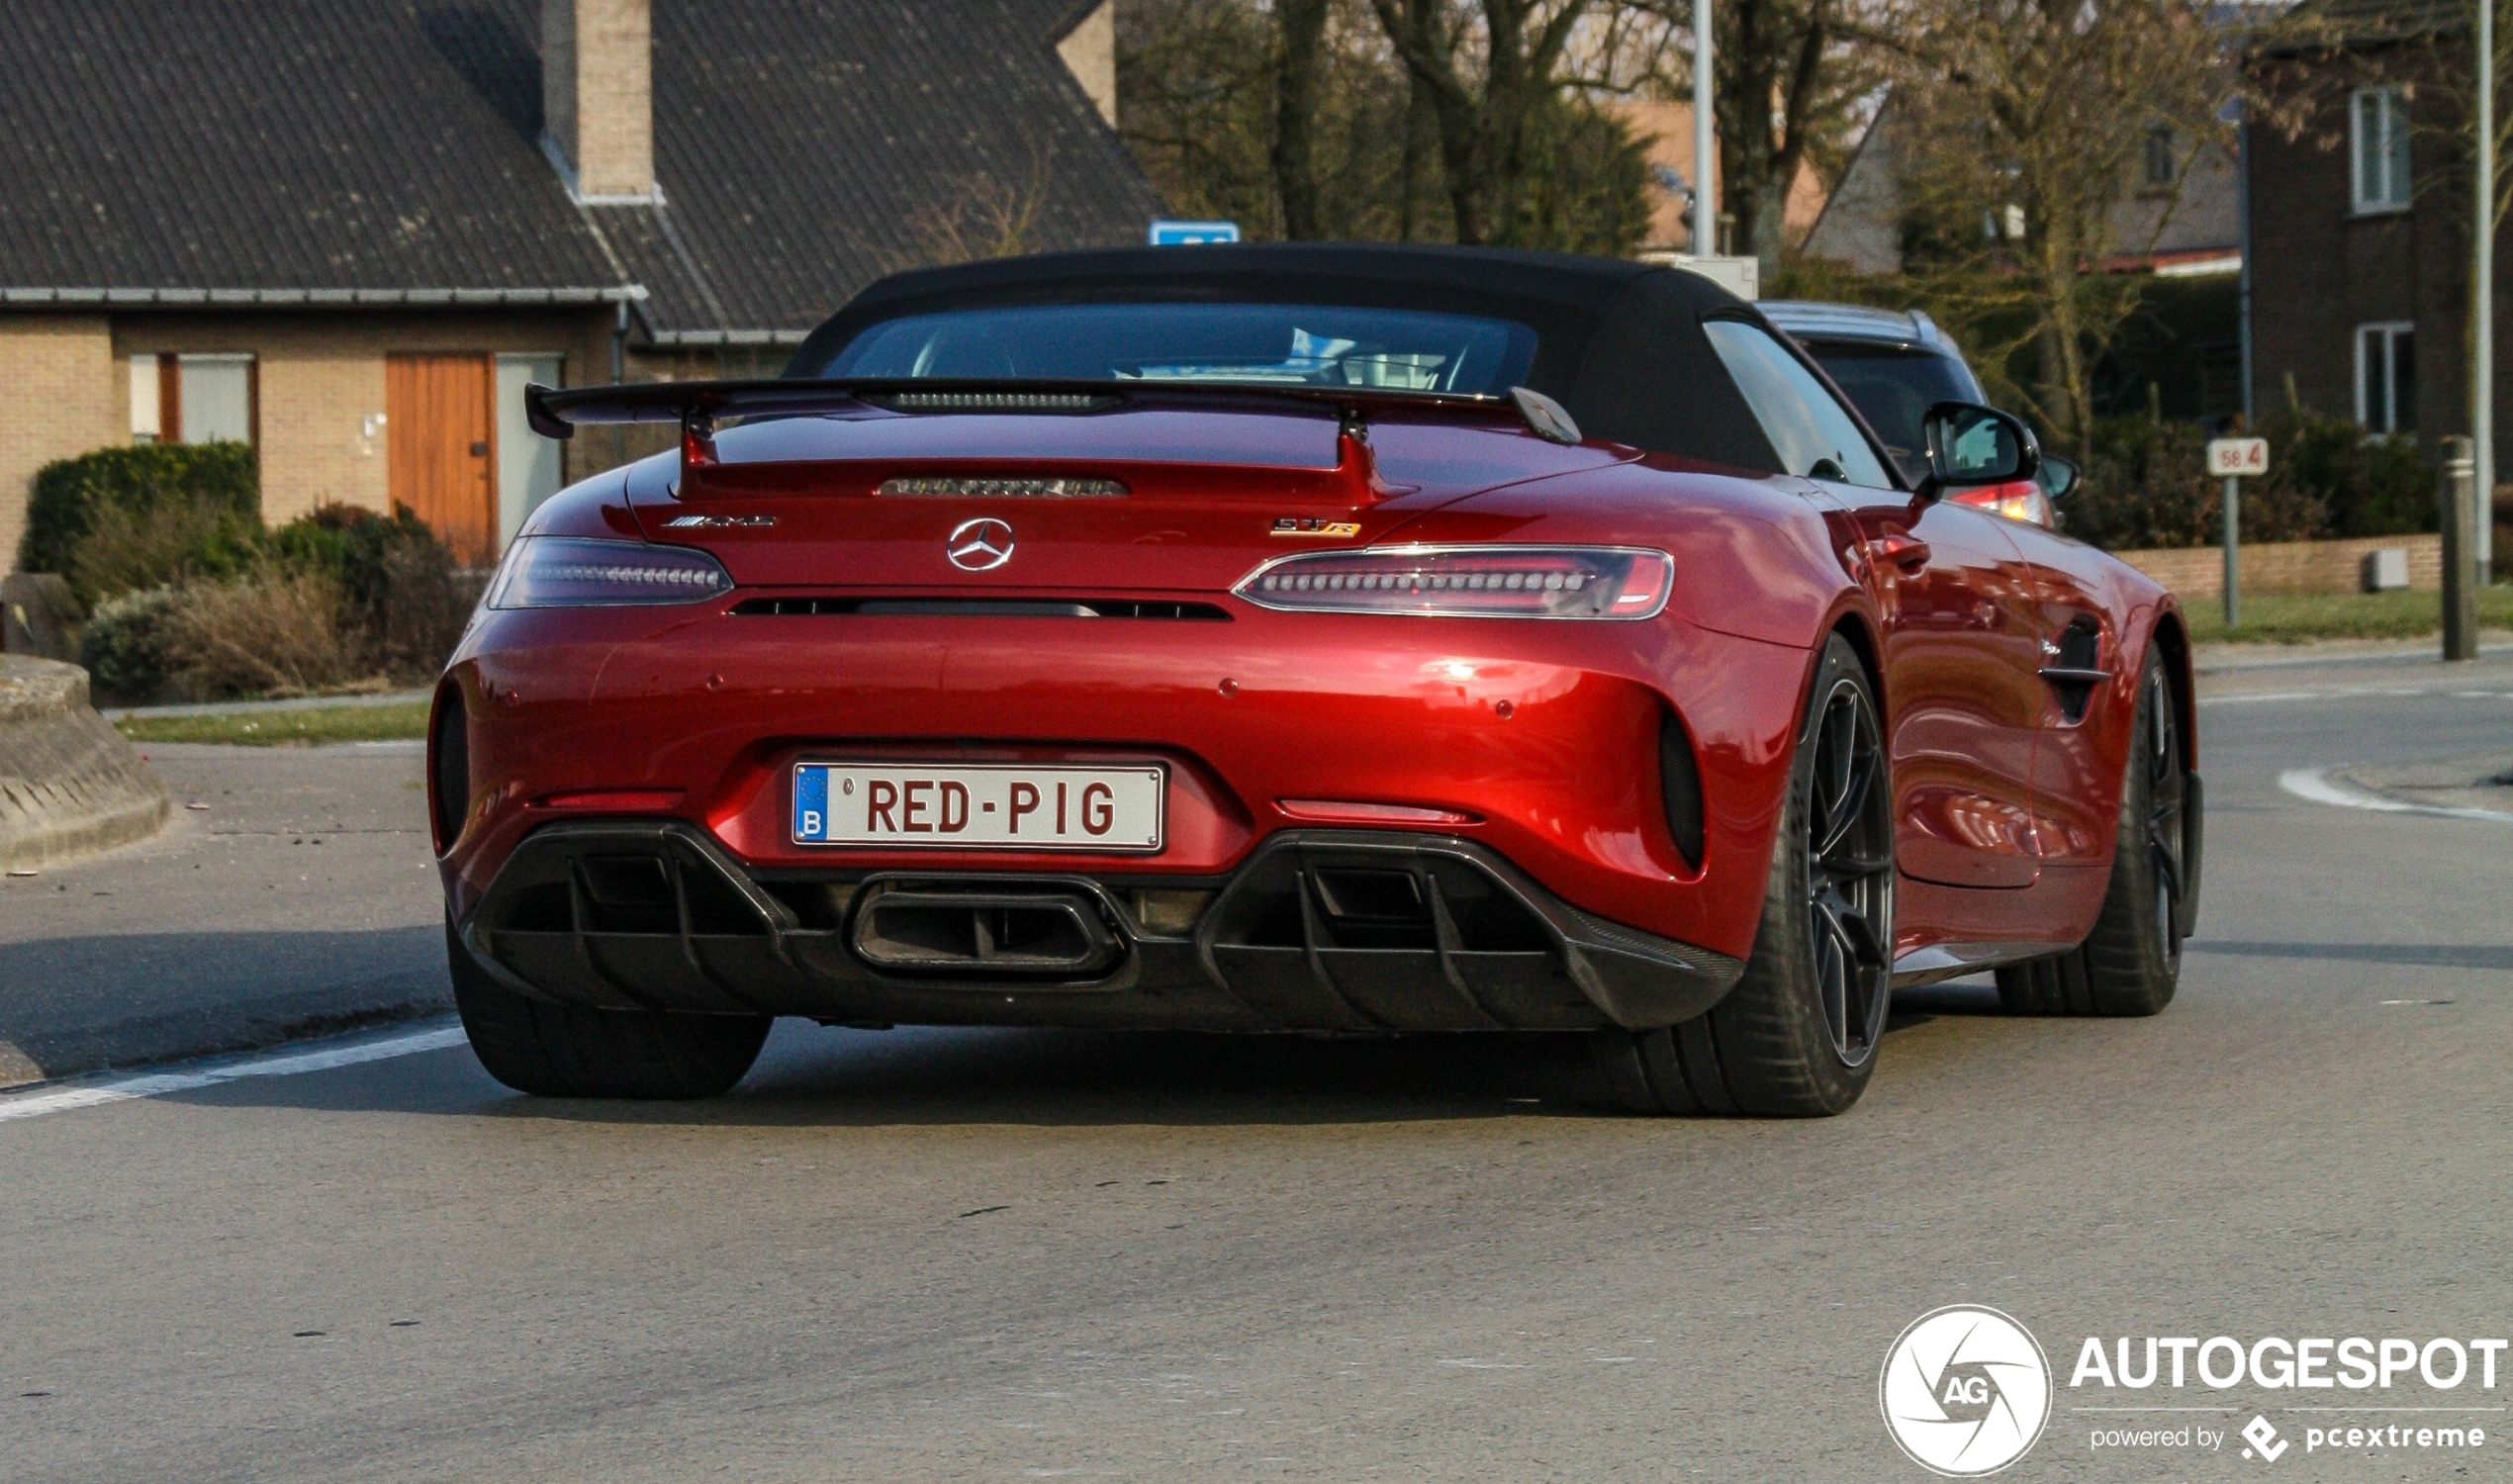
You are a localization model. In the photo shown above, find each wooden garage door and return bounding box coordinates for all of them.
[387,354,497,565]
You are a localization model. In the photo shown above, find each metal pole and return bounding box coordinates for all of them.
[1693,0,1714,257]
[2445,436,2480,659]
[2479,0,2496,584]
[2221,476,2241,629]
[2238,104,2255,425]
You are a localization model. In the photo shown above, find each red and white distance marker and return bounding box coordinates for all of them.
[2206,436,2270,478]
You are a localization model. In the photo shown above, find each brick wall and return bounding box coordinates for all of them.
[255,351,391,523]
[2111,532,2443,599]
[113,309,611,530]
[0,318,123,571]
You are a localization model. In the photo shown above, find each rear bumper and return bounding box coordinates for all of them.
[456,820,1746,1032]
[436,599,1813,962]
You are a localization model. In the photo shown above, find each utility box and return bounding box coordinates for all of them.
[1639,252,1759,301]
[2361,547,2411,593]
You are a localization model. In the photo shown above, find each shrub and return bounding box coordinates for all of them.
[263,504,476,680]
[2271,416,2434,538]
[20,442,259,603]
[158,568,362,698]
[76,586,184,702]
[66,493,260,607]
[2070,410,2435,551]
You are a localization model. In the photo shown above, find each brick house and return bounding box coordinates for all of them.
[0,0,1157,570]
[2245,0,2475,445]
[2245,0,2513,566]
[1800,98,2247,419]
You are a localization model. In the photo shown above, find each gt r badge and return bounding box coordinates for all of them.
[663,512,776,528]
[1271,516,1361,538]
[947,517,1015,571]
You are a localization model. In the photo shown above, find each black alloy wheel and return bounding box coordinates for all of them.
[1591,634,1894,1116]
[1804,671,1896,1067]
[1996,653,2191,1017]
[2141,663,2188,975]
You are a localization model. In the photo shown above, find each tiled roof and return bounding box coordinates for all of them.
[0,0,1163,338]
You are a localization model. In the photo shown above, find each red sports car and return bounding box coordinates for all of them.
[429,245,2200,1116]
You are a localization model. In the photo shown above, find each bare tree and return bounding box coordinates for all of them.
[908,143,1058,266]
[1273,0,1334,237]
[1367,0,1604,243]
[1623,0,1870,265]
[1879,0,2238,449]
[1121,0,1648,251]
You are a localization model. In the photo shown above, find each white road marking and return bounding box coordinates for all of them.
[2203,687,2513,707]
[0,1022,468,1124]
[2278,769,2513,824]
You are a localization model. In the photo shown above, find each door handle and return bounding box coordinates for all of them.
[1866,533,1931,572]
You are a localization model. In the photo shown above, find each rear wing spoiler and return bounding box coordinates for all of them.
[521,378,1583,454]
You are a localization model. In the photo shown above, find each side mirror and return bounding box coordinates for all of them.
[2038,454,2080,500]
[1918,402,2041,499]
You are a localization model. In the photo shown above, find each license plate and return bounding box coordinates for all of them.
[791,763,1165,852]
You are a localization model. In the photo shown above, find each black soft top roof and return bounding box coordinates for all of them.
[788,243,1785,473]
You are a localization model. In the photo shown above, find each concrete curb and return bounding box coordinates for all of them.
[0,655,172,872]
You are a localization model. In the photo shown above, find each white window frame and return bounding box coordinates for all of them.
[2355,321,2415,433]
[2351,86,2411,214]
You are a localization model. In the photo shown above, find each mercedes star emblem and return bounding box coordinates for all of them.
[947,517,1015,572]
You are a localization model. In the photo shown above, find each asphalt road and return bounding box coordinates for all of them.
[0,741,444,1081]
[3,648,2510,1482]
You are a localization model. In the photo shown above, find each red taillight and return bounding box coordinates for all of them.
[1947,480,2054,528]
[1235,545,1673,619]
[486,537,733,608]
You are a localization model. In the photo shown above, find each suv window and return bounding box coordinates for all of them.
[1702,321,1894,489]
[1799,343,1976,483]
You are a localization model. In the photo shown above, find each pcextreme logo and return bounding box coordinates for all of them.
[1880,1305,2054,1476]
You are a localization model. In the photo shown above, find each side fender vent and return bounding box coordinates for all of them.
[428,683,469,855]
[1659,708,1705,871]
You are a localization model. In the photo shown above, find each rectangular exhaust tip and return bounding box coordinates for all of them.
[852,888,1119,975]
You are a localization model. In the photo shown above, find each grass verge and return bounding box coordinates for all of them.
[2184,586,2513,645]
[116,699,432,747]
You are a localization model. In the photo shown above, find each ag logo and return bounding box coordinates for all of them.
[947,517,1014,571]
[1880,1305,2052,1476]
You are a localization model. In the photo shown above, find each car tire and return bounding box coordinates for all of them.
[447,918,773,1098]
[1593,634,1894,1117]
[1995,652,2189,1017]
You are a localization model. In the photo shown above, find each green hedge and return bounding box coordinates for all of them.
[18,442,260,603]
[2071,411,2435,552]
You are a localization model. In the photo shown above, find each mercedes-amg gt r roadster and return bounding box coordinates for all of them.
[430,244,2201,1115]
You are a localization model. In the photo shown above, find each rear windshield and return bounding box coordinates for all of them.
[1803,343,1979,479]
[820,302,1538,396]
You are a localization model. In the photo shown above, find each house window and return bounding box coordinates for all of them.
[493,353,566,552]
[130,353,257,445]
[2352,87,2410,212]
[2144,128,2177,188]
[2356,322,2416,433]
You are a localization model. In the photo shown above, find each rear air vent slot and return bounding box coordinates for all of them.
[866,391,1122,415]
[731,596,1229,620]
[1659,708,1704,871]
[877,476,1128,498]
[428,685,469,854]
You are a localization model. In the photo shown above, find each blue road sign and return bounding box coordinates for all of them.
[1148,220,1241,246]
